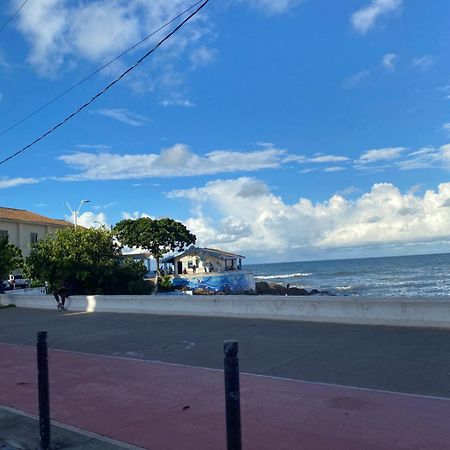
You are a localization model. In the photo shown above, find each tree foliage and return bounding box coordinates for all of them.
[26,227,151,295]
[0,237,23,281]
[114,217,196,285]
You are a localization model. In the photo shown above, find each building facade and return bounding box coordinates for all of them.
[0,207,72,257]
[163,247,255,294]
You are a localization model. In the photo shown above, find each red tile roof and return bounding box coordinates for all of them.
[0,207,72,227]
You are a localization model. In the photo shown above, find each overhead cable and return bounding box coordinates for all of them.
[0,0,204,139]
[0,0,30,36]
[0,0,211,167]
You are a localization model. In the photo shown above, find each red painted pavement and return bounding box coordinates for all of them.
[1,342,450,450]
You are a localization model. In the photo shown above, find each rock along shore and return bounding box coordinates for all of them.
[255,281,333,296]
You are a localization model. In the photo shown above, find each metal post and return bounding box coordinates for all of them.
[37,331,51,450]
[224,340,242,450]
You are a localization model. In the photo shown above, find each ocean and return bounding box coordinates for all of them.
[245,252,450,297]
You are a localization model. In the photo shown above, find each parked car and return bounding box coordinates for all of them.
[6,274,29,289]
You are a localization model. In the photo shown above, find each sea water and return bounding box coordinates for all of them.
[245,253,450,297]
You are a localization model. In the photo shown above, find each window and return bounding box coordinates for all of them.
[0,230,8,241]
[30,232,38,244]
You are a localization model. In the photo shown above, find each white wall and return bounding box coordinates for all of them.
[2,294,450,329]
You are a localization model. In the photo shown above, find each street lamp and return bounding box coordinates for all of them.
[66,200,91,228]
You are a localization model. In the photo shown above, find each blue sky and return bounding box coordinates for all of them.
[1,0,450,263]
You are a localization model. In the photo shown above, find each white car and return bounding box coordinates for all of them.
[7,274,29,289]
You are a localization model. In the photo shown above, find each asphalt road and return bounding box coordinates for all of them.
[2,307,450,398]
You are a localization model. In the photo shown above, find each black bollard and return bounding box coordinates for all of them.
[37,331,51,450]
[224,340,242,450]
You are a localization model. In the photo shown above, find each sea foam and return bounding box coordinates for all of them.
[255,273,313,280]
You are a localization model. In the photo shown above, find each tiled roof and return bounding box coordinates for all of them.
[0,207,72,227]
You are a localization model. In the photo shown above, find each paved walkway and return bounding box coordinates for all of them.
[0,405,136,449]
[1,342,450,450]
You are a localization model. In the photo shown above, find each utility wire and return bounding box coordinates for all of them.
[0,0,211,167]
[0,0,30,36]
[0,0,204,139]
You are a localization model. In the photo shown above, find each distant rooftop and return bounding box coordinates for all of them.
[0,207,72,227]
[163,246,245,263]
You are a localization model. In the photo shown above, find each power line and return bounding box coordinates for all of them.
[0,0,204,139]
[0,0,211,167]
[0,0,30,36]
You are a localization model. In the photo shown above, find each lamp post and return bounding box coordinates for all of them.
[66,200,90,228]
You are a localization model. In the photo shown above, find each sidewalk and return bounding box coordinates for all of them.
[1,342,450,449]
[0,406,140,450]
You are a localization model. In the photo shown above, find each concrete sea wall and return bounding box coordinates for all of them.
[2,293,450,329]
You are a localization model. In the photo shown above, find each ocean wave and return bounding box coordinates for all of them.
[255,272,313,280]
[335,285,353,290]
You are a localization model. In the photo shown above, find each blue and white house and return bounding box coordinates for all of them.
[162,247,255,294]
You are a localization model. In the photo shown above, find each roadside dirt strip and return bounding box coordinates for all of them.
[1,342,450,450]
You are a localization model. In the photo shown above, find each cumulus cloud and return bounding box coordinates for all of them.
[351,0,402,35]
[92,108,152,127]
[359,147,405,163]
[58,143,285,180]
[168,177,450,259]
[0,177,40,189]
[67,211,108,228]
[121,211,153,220]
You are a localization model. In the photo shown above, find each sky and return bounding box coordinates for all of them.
[1,0,450,263]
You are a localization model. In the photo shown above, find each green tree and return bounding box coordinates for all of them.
[26,226,150,295]
[114,217,196,291]
[0,237,23,282]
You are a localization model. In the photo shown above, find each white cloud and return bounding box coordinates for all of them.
[343,69,371,88]
[74,211,109,228]
[336,186,361,196]
[68,211,108,228]
[92,202,117,211]
[75,144,111,150]
[121,211,152,220]
[190,45,218,68]
[299,168,318,174]
[58,143,286,181]
[16,0,215,87]
[324,166,345,172]
[169,177,450,260]
[442,123,450,137]
[438,85,450,100]
[397,144,450,170]
[92,108,152,127]
[309,155,350,163]
[243,0,303,14]
[411,55,435,71]
[159,98,196,108]
[359,147,405,163]
[382,53,397,70]
[351,0,402,35]
[0,177,40,189]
